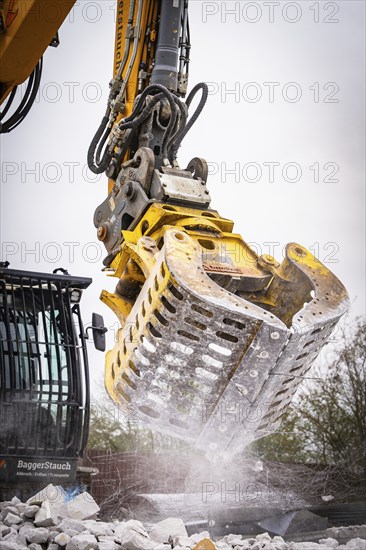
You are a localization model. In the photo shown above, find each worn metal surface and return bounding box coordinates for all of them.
[104,225,348,454]
[150,168,211,205]
[94,148,212,263]
[94,148,155,260]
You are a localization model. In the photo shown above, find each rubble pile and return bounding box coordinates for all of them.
[0,486,365,550]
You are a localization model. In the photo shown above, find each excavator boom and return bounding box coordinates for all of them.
[89,0,349,454]
[0,0,349,457]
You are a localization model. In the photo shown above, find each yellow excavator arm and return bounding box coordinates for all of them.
[0,0,349,456]
[89,0,349,455]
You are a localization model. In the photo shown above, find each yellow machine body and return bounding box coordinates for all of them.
[0,0,349,454]
[0,0,75,103]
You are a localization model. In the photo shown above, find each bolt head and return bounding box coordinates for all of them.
[97,225,108,241]
[125,182,134,197]
[262,254,276,265]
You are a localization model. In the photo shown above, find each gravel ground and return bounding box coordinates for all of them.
[0,487,365,550]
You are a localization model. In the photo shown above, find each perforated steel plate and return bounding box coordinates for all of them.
[106,229,349,454]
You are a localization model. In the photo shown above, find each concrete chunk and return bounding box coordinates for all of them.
[58,519,87,534]
[34,502,59,528]
[66,534,98,550]
[114,520,145,541]
[117,529,155,550]
[18,524,34,536]
[27,485,63,506]
[66,495,99,521]
[114,521,155,550]
[345,539,366,549]
[1,508,19,520]
[55,533,71,547]
[25,528,50,544]
[3,515,21,527]
[23,506,40,519]
[15,534,27,547]
[318,539,339,548]
[149,518,188,544]
[0,526,11,538]
[96,543,118,550]
[0,542,28,550]
[174,535,191,547]
[82,523,112,538]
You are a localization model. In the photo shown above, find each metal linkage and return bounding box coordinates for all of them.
[93,147,211,265]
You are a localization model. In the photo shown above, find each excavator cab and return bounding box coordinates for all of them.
[0,267,93,485]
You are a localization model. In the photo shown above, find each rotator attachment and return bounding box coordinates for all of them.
[100,201,349,455]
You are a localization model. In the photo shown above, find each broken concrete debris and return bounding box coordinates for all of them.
[149,518,188,543]
[0,486,365,550]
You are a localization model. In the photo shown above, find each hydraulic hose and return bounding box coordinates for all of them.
[170,82,208,159]
[88,84,179,174]
[114,88,177,160]
[167,96,188,152]
[0,58,43,134]
[87,115,112,174]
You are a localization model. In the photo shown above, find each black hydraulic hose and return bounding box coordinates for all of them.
[186,82,208,110]
[88,95,164,174]
[87,80,122,173]
[124,83,175,123]
[87,115,111,174]
[2,73,35,129]
[0,59,43,133]
[88,96,163,175]
[117,93,164,131]
[167,96,187,152]
[115,86,177,159]
[95,125,112,166]
[170,82,208,158]
[88,84,179,174]
[10,59,42,128]
[122,85,157,122]
[161,100,178,159]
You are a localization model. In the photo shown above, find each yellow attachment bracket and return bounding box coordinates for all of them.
[100,290,133,326]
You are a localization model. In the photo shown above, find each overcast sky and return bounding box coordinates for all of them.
[1,0,365,393]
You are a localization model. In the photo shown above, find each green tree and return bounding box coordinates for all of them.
[294,319,366,477]
[252,319,366,485]
[86,400,188,452]
[250,407,306,463]
[86,402,139,452]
